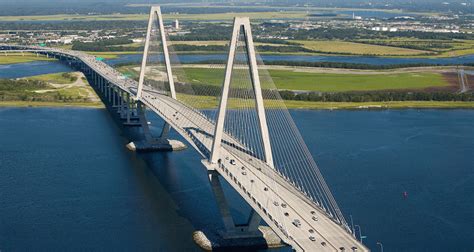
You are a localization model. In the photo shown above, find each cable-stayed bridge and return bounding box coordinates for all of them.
[0,6,367,252]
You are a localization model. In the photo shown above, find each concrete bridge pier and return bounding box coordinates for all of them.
[209,170,261,238]
[125,101,186,152]
[107,83,112,103]
[192,165,283,251]
[119,92,129,119]
[121,93,141,127]
[112,87,119,108]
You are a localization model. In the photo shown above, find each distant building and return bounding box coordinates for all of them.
[352,12,362,20]
[61,38,73,44]
[371,27,398,32]
[394,16,415,20]
[174,19,180,30]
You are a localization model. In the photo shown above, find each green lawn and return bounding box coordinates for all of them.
[180,67,449,92]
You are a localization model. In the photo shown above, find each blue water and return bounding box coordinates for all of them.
[0,61,72,79]
[2,53,474,79]
[336,10,418,19]
[108,53,474,66]
[0,108,473,251]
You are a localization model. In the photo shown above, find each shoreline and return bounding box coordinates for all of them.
[3,51,474,65]
[1,101,472,110]
[90,50,474,59]
[0,101,104,108]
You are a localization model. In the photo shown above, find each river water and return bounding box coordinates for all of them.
[2,53,474,79]
[106,53,474,67]
[0,108,472,251]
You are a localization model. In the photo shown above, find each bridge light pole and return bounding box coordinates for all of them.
[376,241,384,252]
[350,214,355,235]
[355,225,364,244]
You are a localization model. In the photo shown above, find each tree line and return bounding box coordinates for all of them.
[143,80,474,102]
[187,59,462,70]
[71,38,133,51]
[279,91,474,102]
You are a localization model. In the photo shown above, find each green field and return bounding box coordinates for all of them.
[178,67,449,92]
[356,39,474,58]
[0,53,54,64]
[27,72,77,84]
[297,39,474,58]
[174,93,474,109]
[296,40,432,56]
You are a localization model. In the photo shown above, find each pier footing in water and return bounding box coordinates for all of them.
[126,139,186,152]
[193,226,285,251]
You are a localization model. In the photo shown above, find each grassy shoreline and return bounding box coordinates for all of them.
[0,101,104,108]
[1,101,472,110]
[0,53,55,64]
[282,101,474,109]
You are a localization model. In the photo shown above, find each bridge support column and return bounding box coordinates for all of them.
[208,170,238,233]
[125,102,186,152]
[104,80,108,100]
[193,162,283,250]
[94,73,98,89]
[120,92,128,119]
[112,87,118,108]
[124,94,133,124]
[207,168,262,238]
[108,83,112,104]
[100,76,105,94]
[119,92,126,118]
[121,93,140,126]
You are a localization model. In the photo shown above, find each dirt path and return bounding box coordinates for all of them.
[33,72,100,102]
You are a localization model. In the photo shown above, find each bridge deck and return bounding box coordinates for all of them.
[0,44,368,252]
[143,93,366,251]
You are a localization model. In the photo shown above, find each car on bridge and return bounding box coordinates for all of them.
[292,219,301,227]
